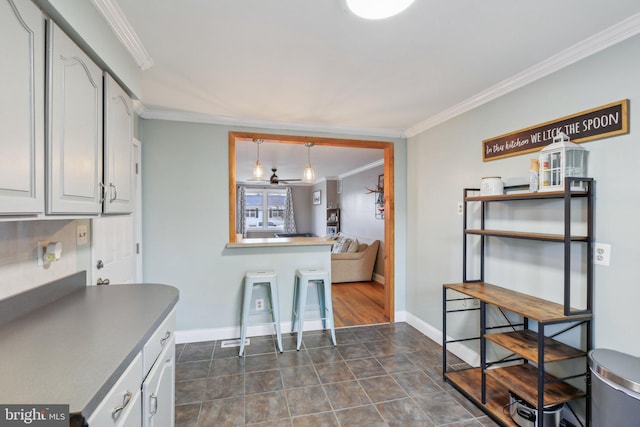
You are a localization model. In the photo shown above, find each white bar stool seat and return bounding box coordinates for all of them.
[239,270,283,357]
[291,268,337,350]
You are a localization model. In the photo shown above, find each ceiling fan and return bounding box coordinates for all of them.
[268,168,301,185]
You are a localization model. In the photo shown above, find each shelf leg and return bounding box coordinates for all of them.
[481,301,487,404]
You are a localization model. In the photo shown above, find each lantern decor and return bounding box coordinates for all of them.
[538,132,587,192]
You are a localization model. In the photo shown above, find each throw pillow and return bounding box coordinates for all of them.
[347,239,360,253]
[333,238,352,253]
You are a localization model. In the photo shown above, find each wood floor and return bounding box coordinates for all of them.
[331,281,389,327]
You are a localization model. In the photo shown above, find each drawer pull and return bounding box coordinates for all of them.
[160,331,171,345]
[112,391,132,419]
[150,393,158,415]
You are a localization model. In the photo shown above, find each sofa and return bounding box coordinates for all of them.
[330,235,380,283]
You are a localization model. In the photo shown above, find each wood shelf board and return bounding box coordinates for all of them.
[445,369,517,426]
[465,229,588,242]
[465,190,588,202]
[444,282,592,323]
[486,364,585,407]
[485,330,586,363]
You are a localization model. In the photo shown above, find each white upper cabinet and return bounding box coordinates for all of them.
[104,73,134,214]
[46,21,103,214]
[0,0,45,215]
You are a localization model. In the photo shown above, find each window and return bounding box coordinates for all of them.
[244,189,286,230]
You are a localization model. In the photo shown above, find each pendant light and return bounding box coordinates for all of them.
[252,139,264,179]
[346,0,415,20]
[303,142,315,182]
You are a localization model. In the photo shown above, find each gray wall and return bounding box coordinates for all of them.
[407,33,640,357]
[140,119,407,332]
[340,164,385,277]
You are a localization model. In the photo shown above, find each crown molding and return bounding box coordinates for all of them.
[405,12,640,138]
[139,106,407,139]
[91,0,154,70]
[338,159,384,179]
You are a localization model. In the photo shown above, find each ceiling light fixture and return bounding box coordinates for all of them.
[252,139,264,179]
[303,142,315,182]
[346,0,415,20]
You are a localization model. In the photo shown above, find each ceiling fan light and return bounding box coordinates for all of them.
[346,0,415,20]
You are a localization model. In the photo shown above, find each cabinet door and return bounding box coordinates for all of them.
[47,21,103,214]
[143,336,175,427]
[104,73,134,214]
[0,0,44,214]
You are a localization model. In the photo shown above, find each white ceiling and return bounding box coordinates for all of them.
[111,0,640,179]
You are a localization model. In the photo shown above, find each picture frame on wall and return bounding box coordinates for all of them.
[312,190,321,205]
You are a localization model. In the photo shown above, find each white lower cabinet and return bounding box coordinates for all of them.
[87,353,143,427]
[142,337,175,427]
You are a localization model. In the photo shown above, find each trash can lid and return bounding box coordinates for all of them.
[589,349,640,393]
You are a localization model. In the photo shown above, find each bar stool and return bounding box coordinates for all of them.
[239,271,283,357]
[291,268,337,350]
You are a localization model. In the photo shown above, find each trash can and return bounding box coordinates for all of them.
[588,349,640,427]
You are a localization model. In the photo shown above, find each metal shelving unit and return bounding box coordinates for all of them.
[443,177,594,427]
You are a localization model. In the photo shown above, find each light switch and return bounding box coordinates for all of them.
[77,224,88,245]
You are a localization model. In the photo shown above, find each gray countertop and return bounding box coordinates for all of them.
[0,280,179,418]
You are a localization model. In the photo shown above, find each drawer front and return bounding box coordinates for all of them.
[143,308,176,374]
[87,352,143,426]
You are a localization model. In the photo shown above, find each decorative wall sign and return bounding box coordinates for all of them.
[482,99,629,161]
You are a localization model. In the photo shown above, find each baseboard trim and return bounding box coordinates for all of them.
[175,320,327,344]
[405,312,480,367]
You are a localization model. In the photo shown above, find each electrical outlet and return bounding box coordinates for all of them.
[255,298,265,311]
[457,202,463,215]
[594,243,611,266]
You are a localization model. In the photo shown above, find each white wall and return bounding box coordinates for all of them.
[407,33,640,356]
[139,119,407,333]
[0,219,92,300]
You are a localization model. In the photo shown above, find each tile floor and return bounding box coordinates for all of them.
[174,323,500,426]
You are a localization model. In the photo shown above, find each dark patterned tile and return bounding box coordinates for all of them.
[345,357,386,379]
[179,344,214,363]
[359,375,408,403]
[277,350,312,368]
[323,380,371,410]
[291,412,339,427]
[245,337,277,356]
[334,329,359,344]
[213,343,241,359]
[337,343,371,360]
[245,370,284,395]
[364,340,399,357]
[314,361,355,384]
[376,397,432,425]
[334,405,386,427]
[175,360,210,382]
[175,403,200,427]
[245,391,289,424]
[285,385,332,417]
[405,350,441,369]
[247,418,292,427]
[307,347,343,364]
[175,379,207,405]
[281,365,320,389]
[203,374,244,400]
[209,356,245,377]
[376,353,418,374]
[393,371,443,396]
[352,327,386,342]
[198,396,244,426]
[413,392,474,425]
[477,415,501,426]
[245,353,279,372]
[301,331,335,349]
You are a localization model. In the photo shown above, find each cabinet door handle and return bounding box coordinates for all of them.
[160,331,171,345]
[99,182,106,203]
[112,391,132,419]
[150,393,158,415]
[109,183,117,202]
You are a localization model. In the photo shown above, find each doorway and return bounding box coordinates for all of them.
[228,131,395,322]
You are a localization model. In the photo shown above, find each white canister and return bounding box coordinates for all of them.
[480,177,504,196]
